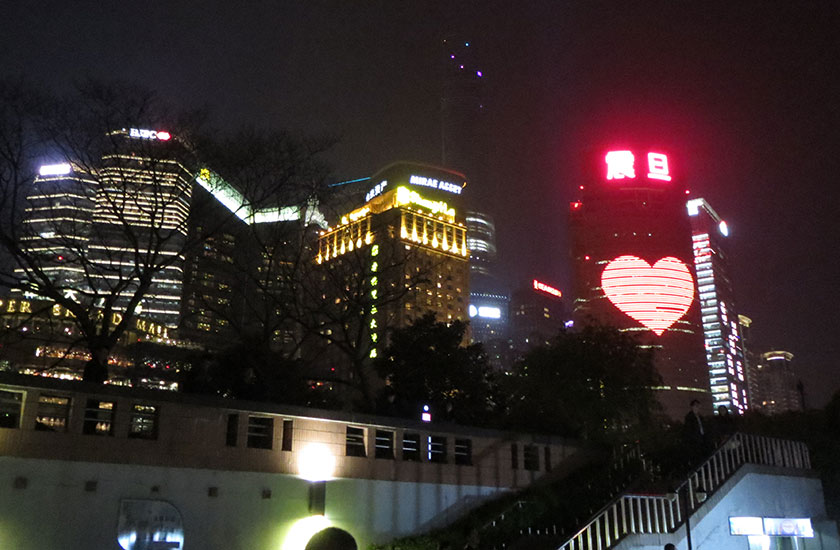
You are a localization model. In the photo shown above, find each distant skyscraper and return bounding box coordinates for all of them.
[509,280,565,359]
[440,36,486,189]
[19,163,96,290]
[465,210,497,281]
[465,210,509,354]
[87,128,193,327]
[569,149,708,417]
[753,351,803,414]
[687,198,749,413]
[738,314,761,404]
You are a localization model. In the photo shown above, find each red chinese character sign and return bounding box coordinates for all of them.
[600,255,695,336]
[646,153,671,181]
[606,151,636,179]
[605,151,671,182]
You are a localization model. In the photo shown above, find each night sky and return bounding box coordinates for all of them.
[3,1,839,405]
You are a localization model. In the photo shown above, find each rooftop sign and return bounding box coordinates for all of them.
[38,163,72,176]
[606,151,671,182]
[533,279,562,298]
[129,128,171,141]
[409,174,463,195]
[395,186,455,218]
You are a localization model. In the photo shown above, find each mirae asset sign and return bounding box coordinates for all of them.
[409,175,463,195]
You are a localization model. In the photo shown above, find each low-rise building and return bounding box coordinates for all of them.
[0,373,583,550]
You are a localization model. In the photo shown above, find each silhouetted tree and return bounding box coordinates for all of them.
[373,313,494,425]
[502,324,661,440]
[0,79,329,384]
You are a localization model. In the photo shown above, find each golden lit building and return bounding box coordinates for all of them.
[316,181,470,360]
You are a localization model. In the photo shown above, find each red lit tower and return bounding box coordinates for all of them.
[569,149,709,418]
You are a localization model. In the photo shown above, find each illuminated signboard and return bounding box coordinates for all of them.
[0,298,169,339]
[468,305,502,319]
[341,206,370,225]
[409,174,463,195]
[395,186,455,218]
[605,151,671,181]
[533,279,562,298]
[730,517,814,538]
[38,163,72,176]
[763,518,814,538]
[366,180,388,202]
[118,499,184,550]
[129,128,172,141]
[729,517,765,536]
[600,255,695,336]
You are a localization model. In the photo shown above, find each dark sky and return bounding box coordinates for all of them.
[3,1,839,405]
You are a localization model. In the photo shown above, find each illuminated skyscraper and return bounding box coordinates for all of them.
[569,149,708,417]
[465,211,497,281]
[317,164,470,361]
[466,210,509,354]
[19,163,97,290]
[440,36,486,187]
[738,314,761,404]
[87,128,193,328]
[753,351,803,414]
[686,198,749,413]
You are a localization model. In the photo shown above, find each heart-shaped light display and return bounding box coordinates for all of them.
[601,255,695,336]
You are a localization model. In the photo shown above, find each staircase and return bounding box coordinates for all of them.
[553,432,811,550]
[477,442,650,549]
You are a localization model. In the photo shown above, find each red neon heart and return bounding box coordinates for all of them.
[601,255,695,336]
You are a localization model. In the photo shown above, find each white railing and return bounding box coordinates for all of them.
[556,432,811,550]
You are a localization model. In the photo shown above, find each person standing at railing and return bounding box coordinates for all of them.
[682,399,710,466]
[714,405,737,446]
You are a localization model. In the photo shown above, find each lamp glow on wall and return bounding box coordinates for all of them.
[282,515,332,550]
[298,444,336,482]
[298,443,336,516]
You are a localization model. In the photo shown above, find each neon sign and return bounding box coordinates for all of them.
[468,305,502,319]
[395,186,455,218]
[129,128,171,141]
[533,279,562,298]
[365,180,388,202]
[409,174,463,195]
[605,151,671,181]
[38,163,72,176]
[605,151,636,180]
[600,255,694,336]
[647,153,671,181]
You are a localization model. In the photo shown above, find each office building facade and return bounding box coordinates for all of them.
[86,128,194,328]
[569,149,708,417]
[753,351,803,415]
[317,165,470,363]
[687,198,749,413]
[465,211,510,364]
[509,280,565,359]
[18,163,97,291]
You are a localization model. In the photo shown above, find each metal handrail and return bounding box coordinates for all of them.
[481,442,646,548]
[555,432,811,550]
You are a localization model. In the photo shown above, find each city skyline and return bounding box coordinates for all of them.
[2,1,838,405]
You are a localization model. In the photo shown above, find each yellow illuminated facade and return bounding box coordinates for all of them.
[316,187,470,359]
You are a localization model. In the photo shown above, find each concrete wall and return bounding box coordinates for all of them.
[0,455,509,550]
